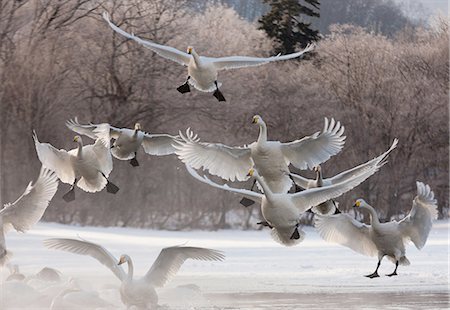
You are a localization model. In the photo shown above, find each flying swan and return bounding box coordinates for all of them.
[0,167,58,265]
[315,181,438,278]
[185,139,395,246]
[66,118,180,167]
[43,238,224,309]
[102,12,314,102]
[33,130,119,202]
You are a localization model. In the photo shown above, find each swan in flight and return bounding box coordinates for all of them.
[33,130,119,202]
[0,167,58,265]
[66,118,180,167]
[175,116,345,195]
[185,137,393,246]
[291,139,398,215]
[43,238,225,309]
[102,12,314,102]
[315,181,438,278]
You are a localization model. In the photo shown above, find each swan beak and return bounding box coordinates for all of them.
[73,136,78,142]
[252,116,259,124]
[353,201,361,208]
[187,47,192,54]
[247,168,254,177]
[118,257,125,265]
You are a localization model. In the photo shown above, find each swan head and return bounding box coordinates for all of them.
[353,199,369,209]
[134,123,141,131]
[247,168,259,177]
[187,46,194,54]
[313,165,321,173]
[252,115,263,125]
[118,254,130,265]
[73,135,82,143]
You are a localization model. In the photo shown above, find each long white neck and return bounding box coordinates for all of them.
[253,174,274,201]
[316,169,323,187]
[125,256,134,281]
[76,140,83,158]
[257,122,268,144]
[191,50,201,67]
[362,204,381,228]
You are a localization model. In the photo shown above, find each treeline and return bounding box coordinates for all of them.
[0,0,448,230]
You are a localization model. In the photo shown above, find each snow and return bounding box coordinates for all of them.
[2,220,449,309]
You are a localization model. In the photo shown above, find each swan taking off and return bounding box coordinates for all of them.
[103,12,314,102]
[185,138,394,246]
[175,116,345,195]
[66,118,180,167]
[315,181,438,278]
[33,130,119,202]
[43,238,224,309]
[0,167,58,265]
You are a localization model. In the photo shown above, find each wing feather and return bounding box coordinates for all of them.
[141,132,180,156]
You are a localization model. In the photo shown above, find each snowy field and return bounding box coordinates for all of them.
[1,220,449,309]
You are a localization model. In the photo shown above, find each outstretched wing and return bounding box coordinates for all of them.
[1,167,58,233]
[315,213,378,257]
[174,129,252,182]
[185,165,262,202]
[103,12,191,66]
[141,132,180,156]
[211,44,314,70]
[66,118,122,140]
[281,118,346,170]
[144,246,224,287]
[33,131,75,184]
[398,182,438,249]
[43,238,126,282]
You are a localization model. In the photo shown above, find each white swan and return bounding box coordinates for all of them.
[0,167,58,266]
[185,138,394,246]
[102,12,314,102]
[33,130,119,202]
[43,238,225,309]
[175,116,345,195]
[291,139,398,215]
[315,181,438,278]
[66,118,180,167]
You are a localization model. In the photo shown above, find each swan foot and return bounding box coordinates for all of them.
[365,272,380,278]
[239,197,255,207]
[386,271,398,277]
[130,157,139,167]
[106,181,120,194]
[62,187,75,202]
[290,227,300,240]
[213,89,226,102]
[177,82,190,94]
[257,221,273,229]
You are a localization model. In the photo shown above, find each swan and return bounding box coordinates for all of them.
[33,130,119,202]
[102,12,314,102]
[0,167,58,266]
[315,181,438,278]
[185,139,395,246]
[291,139,398,215]
[43,238,225,309]
[66,118,181,167]
[175,116,345,197]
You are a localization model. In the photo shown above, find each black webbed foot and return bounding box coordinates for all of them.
[130,157,139,167]
[177,82,191,94]
[386,271,398,277]
[106,181,120,194]
[257,221,273,229]
[290,227,300,240]
[213,89,226,102]
[62,188,75,202]
[240,197,255,207]
[365,272,380,278]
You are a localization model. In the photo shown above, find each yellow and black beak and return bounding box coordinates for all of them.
[118,257,125,265]
[252,116,258,124]
[352,201,361,208]
[187,47,192,54]
[247,168,254,177]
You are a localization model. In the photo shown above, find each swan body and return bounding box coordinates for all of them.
[176,116,345,193]
[292,139,398,215]
[185,138,393,246]
[44,238,224,309]
[66,118,180,165]
[103,12,314,101]
[33,130,117,200]
[315,181,438,277]
[0,167,58,265]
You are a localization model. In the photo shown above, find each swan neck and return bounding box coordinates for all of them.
[364,204,380,226]
[192,50,201,66]
[316,170,323,187]
[76,141,83,158]
[126,257,134,281]
[257,122,267,144]
[254,174,273,200]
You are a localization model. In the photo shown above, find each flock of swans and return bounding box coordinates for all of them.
[1,11,439,310]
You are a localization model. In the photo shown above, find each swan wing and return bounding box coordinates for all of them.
[315,213,378,257]
[0,167,58,233]
[103,12,191,66]
[174,128,252,182]
[211,44,314,70]
[141,132,180,156]
[144,246,224,287]
[66,118,122,140]
[43,238,126,282]
[33,131,75,184]
[327,139,398,185]
[81,125,113,177]
[185,165,262,201]
[288,173,312,190]
[281,118,346,170]
[398,182,438,249]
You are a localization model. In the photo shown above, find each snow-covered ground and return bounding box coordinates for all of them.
[2,220,449,309]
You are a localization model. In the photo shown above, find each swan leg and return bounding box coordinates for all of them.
[386,260,399,277]
[101,173,120,194]
[62,179,77,202]
[213,81,226,102]
[177,76,191,94]
[129,153,139,167]
[257,221,273,229]
[332,200,341,214]
[290,224,301,240]
[365,256,383,278]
